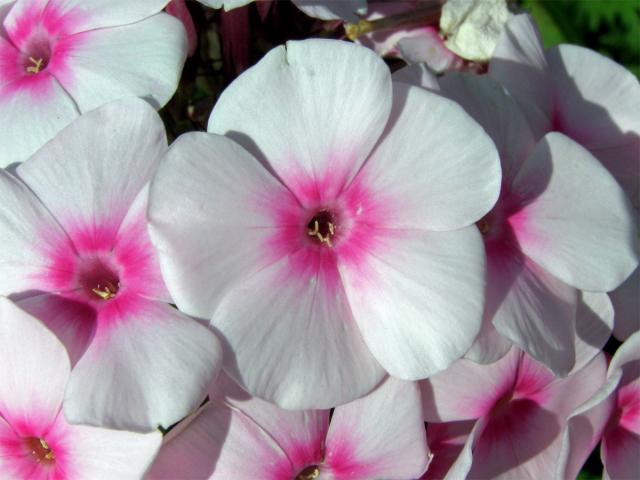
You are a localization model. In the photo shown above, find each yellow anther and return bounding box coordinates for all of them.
[344,19,374,41]
[307,220,335,247]
[307,220,320,237]
[26,57,44,74]
[296,465,320,480]
[91,283,117,300]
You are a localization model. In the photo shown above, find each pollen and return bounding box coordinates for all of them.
[26,437,55,463]
[306,210,336,248]
[296,465,320,480]
[26,57,44,74]
[91,281,119,300]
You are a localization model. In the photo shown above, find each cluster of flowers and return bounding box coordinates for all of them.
[0,0,637,479]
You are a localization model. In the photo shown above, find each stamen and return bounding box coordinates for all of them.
[306,219,335,247]
[476,218,490,235]
[91,282,119,300]
[26,57,44,74]
[296,465,320,480]
[26,437,55,463]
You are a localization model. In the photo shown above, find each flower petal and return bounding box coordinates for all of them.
[421,348,520,422]
[324,377,429,480]
[610,266,640,340]
[17,98,167,251]
[572,291,614,374]
[212,253,385,409]
[63,300,222,432]
[511,132,638,292]
[147,401,294,480]
[355,82,500,231]
[292,0,366,21]
[208,39,392,203]
[340,226,486,380]
[392,63,440,90]
[489,258,578,377]
[54,13,186,111]
[547,44,640,205]
[0,297,69,433]
[0,70,79,167]
[148,132,294,320]
[463,312,512,365]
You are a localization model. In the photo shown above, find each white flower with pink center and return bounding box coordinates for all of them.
[149,39,501,408]
[146,374,428,479]
[0,0,187,167]
[0,98,222,432]
[420,345,608,479]
[0,297,162,478]
[428,72,637,375]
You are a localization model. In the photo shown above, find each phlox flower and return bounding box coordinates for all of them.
[146,375,429,480]
[0,99,222,432]
[0,0,187,167]
[420,344,608,479]
[149,39,501,408]
[420,71,637,375]
[489,14,640,340]
[558,331,640,480]
[0,297,162,479]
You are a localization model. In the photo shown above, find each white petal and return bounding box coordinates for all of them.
[65,421,162,479]
[610,266,640,340]
[339,226,486,380]
[148,132,293,320]
[324,378,429,479]
[391,63,440,91]
[208,39,392,203]
[212,254,385,409]
[17,98,167,250]
[464,313,512,365]
[512,132,638,292]
[0,74,79,167]
[547,44,640,205]
[54,13,186,111]
[355,82,500,231]
[63,300,222,432]
[0,298,69,431]
[490,259,578,377]
[572,291,614,374]
[292,0,366,21]
[0,170,72,295]
[488,13,552,138]
[438,72,536,183]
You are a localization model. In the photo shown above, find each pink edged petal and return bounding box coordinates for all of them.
[391,63,440,91]
[55,13,187,111]
[572,291,614,374]
[423,420,474,480]
[208,39,392,203]
[16,293,96,367]
[438,72,537,182]
[292,0,366,21]
[64,421,162,479]
[437,417,488,480]
[0,170,73,295]
[0,298,69,434]
[63,300,222,432]
[421,348,520,422]
[610,266,640,340]
[511,132,638,292]
[490,258,578,377]
[463,313,512,365]
[17,98,167,251]
[324,377,429,480]
[212,252,386,409]
[147,400,294,480]
[0,71,79,167]
[547,45,640,204]
[166,0,197,56]
[340,226,486,380]
[25,0,172,34]
[488,13,552,138]
[148,132,296,320]
[355,82,500,231]
[214,373,328,473]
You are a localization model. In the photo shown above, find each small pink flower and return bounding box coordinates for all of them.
[147,374,429,479]
[0,98,222,432]
[0,0,187,166]
[421,346,608,479]
[433,72,637,374]
[149,39,502,408]
[0,297,162,478]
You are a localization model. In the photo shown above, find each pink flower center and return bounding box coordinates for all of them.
[306,209,337,248]
[76,257,121,301]
[21,34,53,75]
[23,437,55,464]
[296,465,321,480]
